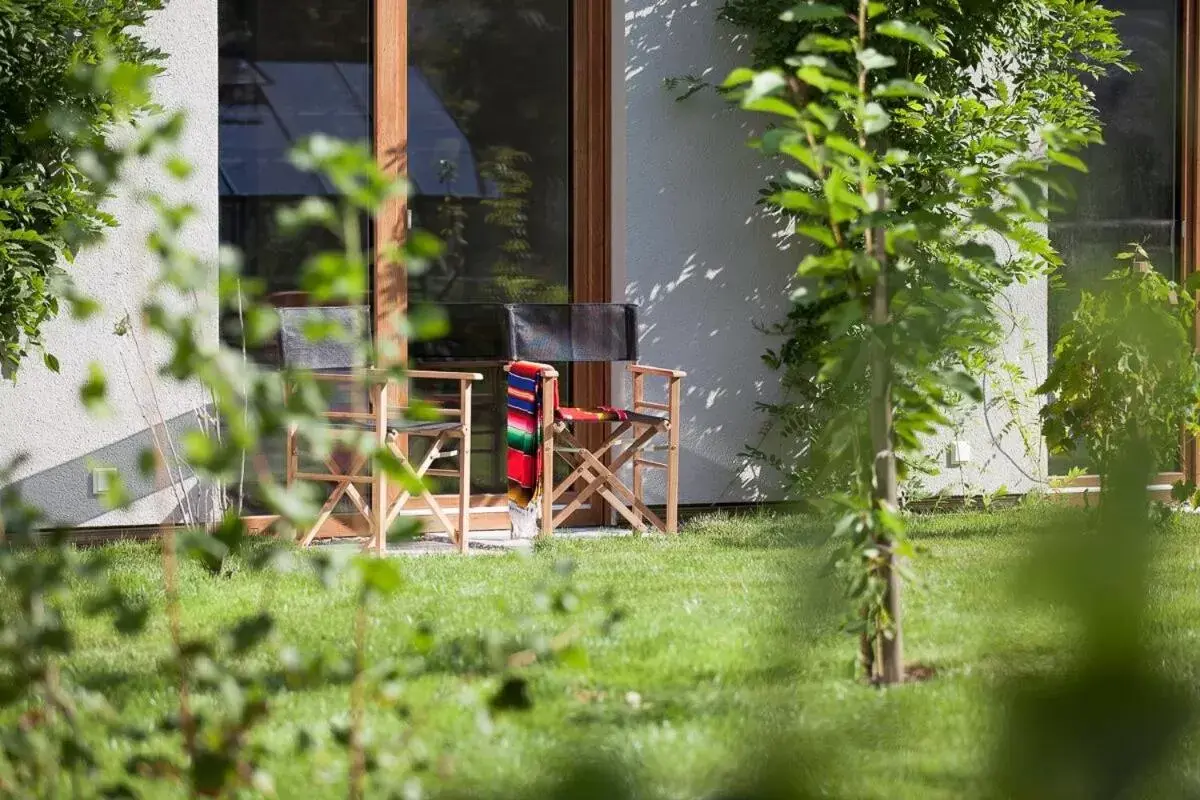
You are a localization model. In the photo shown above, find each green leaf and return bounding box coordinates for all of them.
[177,528,229,575]
[807,103,841,130]
[873,79,931,99]
[796,65,858,95]
[137,448,158,478]
[69,295,101,320]
[798,34,855,54]
[228,613,274,655]
[80,362,108,413]
[862,102,891,134]
[557,643,590,670]
[771,190,827,215]
[720,67,748,87]
[490,677,534,712]
[96,469,131,511]
[1047,150,1089,173]
[357,556,403,597]
[723,68,755,88]
[404,228,445,259]
[108,595,148,635]
[744,96,802,119]
[796,225,838,248]
[43,352,59,373]
[781,2,847,22]
[165,154,193,180]
[825,135,874,165]
[744,71,787,104]
[876,20,946,55]
[857,48,896,71]
[941,370,983,402]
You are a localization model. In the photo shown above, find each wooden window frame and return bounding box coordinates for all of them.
[1183,0,1200,488]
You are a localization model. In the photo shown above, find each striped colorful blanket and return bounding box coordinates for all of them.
[507,362,555,537]
[506,361,640,537]
[506,362,552,506]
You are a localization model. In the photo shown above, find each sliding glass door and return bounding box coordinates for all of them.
[219,0,612,528]
[1047,0,1183,476]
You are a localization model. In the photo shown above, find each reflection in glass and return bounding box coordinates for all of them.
[218,0,373,319]
[218,1,374,513]
[218,1,577,500]
[1048,0,1180,473]
[409,1,573,493]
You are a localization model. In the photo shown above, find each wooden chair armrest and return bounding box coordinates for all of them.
[305,371,369,383]
[297,369,483,384]
[628,363,687,379]
[406,369,485,382]
[504,362,559,379]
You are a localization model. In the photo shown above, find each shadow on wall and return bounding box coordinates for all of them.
[623,0,799,504]
[7,412,218,528]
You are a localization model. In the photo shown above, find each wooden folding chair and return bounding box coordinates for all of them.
[500,304,685,536]
[277,307,482,554]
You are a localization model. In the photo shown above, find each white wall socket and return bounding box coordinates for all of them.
[91,467,119,497]
[947,441,973,467]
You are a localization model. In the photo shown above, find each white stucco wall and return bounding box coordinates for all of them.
[620,0,796,506]
[915,277,1049,499]
[0,0,219,528]
[617,0,1048,505]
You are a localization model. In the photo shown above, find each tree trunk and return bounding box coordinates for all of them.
[869,227,904,685]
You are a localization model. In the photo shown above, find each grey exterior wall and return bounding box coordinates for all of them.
[617,0,1049,505]
[619,0,797,505]
[0,0,219,528]
[915,277,1050,499]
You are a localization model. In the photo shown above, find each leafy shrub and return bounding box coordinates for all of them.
[716,0,1127,499]
[0,0,165,378]
[1040,245,1200,486]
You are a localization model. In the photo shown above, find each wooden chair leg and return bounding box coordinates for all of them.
[373,383,388,555]
[285,426,297,490]
[631,372,645,527]
[458,381,473,554]
[556,427,665,532]
[552,423,631,502]
[552,425,659,524]
[558,454,651,533]
[300,452,368,547]
[382,434,442,532]
[540,374,556,537]
[384,436,459,538]
[667,376,682,535]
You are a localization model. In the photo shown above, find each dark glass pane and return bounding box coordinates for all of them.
[218,0,372,318]
[1048,0,1181,474]
[218,2,373,513]
[407,1,571,307]
[408,1,573,493]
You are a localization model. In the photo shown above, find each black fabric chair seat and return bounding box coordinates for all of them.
[392,419,461,436]
[327,419,460,437]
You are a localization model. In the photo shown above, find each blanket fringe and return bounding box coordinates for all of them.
[509,501,539,540]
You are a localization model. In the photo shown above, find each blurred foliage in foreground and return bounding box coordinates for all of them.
[0,0,166,378]
[0,2,1197,798]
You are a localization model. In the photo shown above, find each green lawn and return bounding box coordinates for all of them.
[44,505,1200,797]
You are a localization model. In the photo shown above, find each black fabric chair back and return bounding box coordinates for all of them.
[277,306,370,371]
[503,303,639,363]
[278,303,640,365]
[409,302,639,363]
